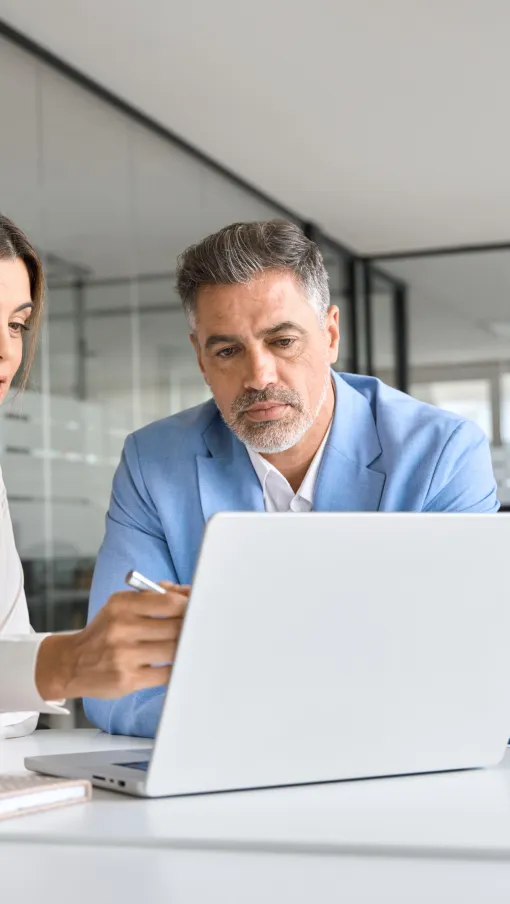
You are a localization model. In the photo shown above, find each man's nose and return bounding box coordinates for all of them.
[243,348,278,391]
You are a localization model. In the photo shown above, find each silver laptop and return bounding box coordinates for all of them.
[26,512,510,797]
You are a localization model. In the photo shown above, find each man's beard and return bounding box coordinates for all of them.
[219,370,331,454]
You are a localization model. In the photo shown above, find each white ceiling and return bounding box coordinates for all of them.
[3,5,510,379]
[0,32,285,279]
[2,0,510,254]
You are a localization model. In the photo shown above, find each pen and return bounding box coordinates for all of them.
[125,570,173,665]
[125,570,166,594]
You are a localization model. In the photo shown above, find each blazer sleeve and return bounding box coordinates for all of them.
[83,433,178,739]
[423,420,499,513]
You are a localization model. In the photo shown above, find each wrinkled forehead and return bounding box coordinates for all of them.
[194,272,315,336]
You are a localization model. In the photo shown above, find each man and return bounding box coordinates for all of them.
[84,220,498,739]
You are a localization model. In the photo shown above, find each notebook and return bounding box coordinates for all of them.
[0,773,91,821]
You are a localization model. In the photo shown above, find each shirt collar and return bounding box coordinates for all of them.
[246,421,332,505]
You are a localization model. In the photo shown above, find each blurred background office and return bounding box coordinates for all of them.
[1,2,510,712]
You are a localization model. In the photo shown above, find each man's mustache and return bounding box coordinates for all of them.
[231,388,303,417]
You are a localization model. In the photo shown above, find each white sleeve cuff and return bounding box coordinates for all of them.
[0,634,69,715]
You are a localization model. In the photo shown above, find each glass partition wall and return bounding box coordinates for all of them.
[0,24,409,676]
[360,262,408,392]
[0,33,293,643]
[305,227,407,385]
[371,248,510,507]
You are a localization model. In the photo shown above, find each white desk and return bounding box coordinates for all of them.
[3,730,510,903]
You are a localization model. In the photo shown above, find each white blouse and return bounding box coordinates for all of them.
[0,465,66,739]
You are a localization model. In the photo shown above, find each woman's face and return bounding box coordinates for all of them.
[0,258,33,404]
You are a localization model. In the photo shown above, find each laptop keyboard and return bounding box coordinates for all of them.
[115,761,150,772]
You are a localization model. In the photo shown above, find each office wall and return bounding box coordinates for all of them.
[3,23,509,638]
[0,33,359,632]
[371,252,510,503]
[0,33,295,629]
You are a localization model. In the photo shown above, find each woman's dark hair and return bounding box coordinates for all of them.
[0,213,45,389]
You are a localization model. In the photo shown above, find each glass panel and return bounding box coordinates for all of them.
[1,34,303,658]
[493,378,510,505]
[0,29,368,737]
[498,374,510,445]
[411,379,492,442]
[84,287,137,435]
[355,261,368,375]
[325,248,351,373]
[375,252,510,373]
[371,270,397,387]
[0,37,42,243]
[37,63,136,640]
[373,249,510,505]
[0,37,50,635]
[310,236,352,372]
[0,390,48,631]
[45,287,77,399]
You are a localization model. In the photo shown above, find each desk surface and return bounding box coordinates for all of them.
[2,730,510,860]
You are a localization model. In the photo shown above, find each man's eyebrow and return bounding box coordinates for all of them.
[205,334,240,351]
[258,321,306,337]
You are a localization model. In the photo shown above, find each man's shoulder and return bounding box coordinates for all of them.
[338,372,484,447]
[130,398,219,460]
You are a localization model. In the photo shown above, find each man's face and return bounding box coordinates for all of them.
[191,271,340,453]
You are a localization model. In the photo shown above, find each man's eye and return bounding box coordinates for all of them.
[273,338,295,348]
[216,347,237,359]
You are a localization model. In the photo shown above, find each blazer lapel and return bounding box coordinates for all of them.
[197,374,386,520]
[313,373,386,512]
[197,412,264,523]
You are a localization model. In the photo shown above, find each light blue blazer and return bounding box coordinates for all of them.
[84,372,498,738]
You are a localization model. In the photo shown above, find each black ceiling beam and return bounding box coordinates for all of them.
[365,240,510,262]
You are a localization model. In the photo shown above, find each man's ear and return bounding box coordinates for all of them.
[326,305,340,363]
[190,333,208,382]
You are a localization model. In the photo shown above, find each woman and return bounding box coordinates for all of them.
[0,214,185,739]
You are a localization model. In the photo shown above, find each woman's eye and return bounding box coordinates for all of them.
[9,322,29,335]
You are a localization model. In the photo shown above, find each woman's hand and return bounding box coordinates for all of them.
[34,583,190,701]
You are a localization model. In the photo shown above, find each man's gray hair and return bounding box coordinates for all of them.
[175,220,330,329]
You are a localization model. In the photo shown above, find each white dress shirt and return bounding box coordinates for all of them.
[246,424,332,512]
[0,465,66,740]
